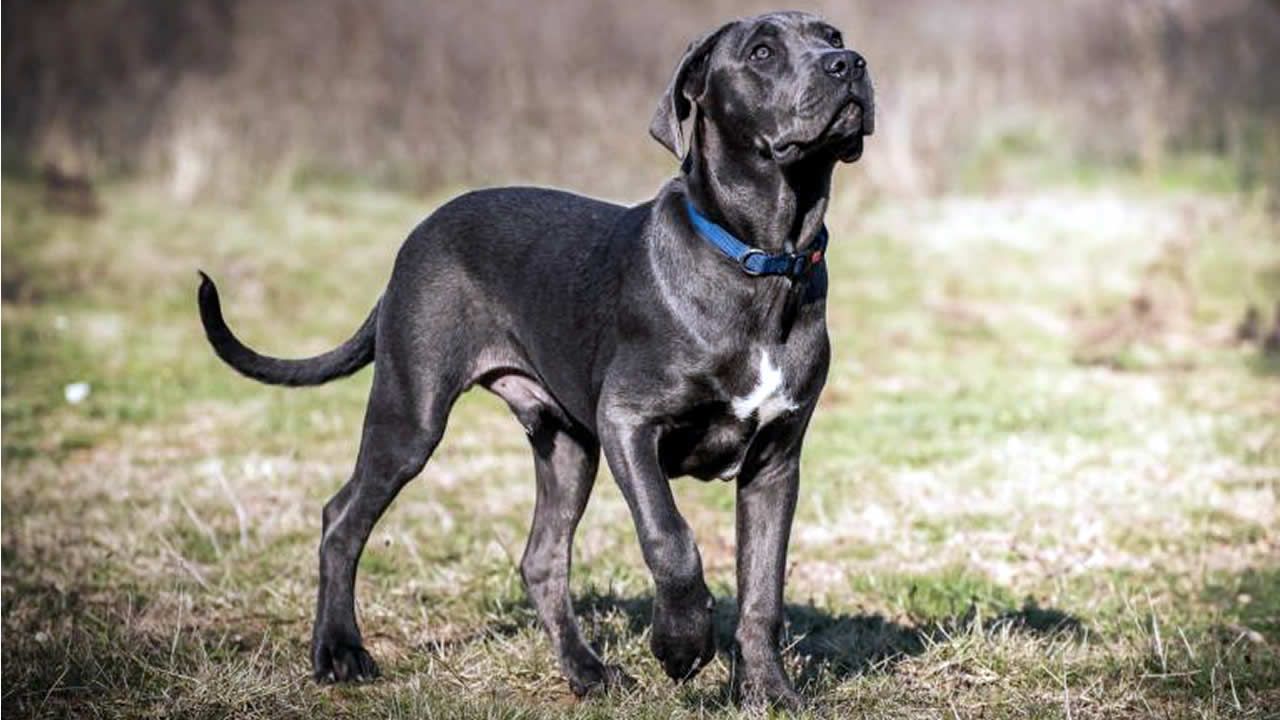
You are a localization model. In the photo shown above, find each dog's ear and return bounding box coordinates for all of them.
[649,22,735,160]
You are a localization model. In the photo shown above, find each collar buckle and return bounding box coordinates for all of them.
[738,249,766,276]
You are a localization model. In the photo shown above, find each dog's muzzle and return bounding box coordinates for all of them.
[771,90,873,165]
[825,98,872,162]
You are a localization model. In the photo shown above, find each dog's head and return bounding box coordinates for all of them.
[651,11,874,167]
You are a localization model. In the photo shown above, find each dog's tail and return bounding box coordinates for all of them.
[197,271,378,387]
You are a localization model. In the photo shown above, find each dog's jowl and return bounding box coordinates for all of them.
[198,11,873,709]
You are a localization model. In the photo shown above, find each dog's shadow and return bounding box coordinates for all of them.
[573,591,1083,686]
[407,588,1081,707]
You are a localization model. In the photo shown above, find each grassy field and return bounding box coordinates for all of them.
[2,168,1278,718]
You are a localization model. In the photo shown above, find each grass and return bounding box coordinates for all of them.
[2,167,1279,718]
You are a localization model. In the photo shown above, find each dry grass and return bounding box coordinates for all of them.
[5,5,1279,717]
[3,162,1279,717]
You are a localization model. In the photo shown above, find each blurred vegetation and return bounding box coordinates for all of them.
[4,0,1280,199]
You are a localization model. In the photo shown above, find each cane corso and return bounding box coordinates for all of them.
[198,10,873,708]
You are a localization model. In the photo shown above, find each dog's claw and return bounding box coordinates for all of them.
[650,591,716,683]
[734,667,804,711]
[313,639,380,684]
[567,663,635,698]
[736,682,804,711]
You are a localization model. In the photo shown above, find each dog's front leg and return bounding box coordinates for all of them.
[733,451,804,710]
[598,416,716,682]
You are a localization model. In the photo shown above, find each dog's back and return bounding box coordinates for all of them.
[384,188,645,417]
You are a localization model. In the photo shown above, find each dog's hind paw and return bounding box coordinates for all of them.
[567,663,636,698]
[734,674,804,712]
[313,639,380,684]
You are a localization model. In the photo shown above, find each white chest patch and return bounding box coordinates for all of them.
[731,350,798,425]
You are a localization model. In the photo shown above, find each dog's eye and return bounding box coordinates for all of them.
[827,30,843,48]
[750,44,773,61]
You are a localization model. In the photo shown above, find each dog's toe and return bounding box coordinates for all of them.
[567,662,635,698]
[734,674,804,711]
[605,664,637,689]
[661,651,712,683]
[651,619,716,682]
[314,640,380,684]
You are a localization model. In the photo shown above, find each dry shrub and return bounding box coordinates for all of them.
[4,0,1279,199]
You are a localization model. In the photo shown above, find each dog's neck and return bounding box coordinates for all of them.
[683,117,833,255]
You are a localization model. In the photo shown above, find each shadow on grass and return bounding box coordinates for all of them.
[401,588,1083,710]
[3,568,1083,717]
[568,590,1083,703]
[9,560,1278,718]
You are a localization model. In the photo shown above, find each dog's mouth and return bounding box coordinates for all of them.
[833,133,865,163]
[771,99,871,165]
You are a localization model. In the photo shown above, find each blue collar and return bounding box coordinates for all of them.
[684,198,828,279]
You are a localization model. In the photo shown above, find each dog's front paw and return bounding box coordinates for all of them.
[733,670,804,712]
[312,632,380,684]
[650,589,716,681]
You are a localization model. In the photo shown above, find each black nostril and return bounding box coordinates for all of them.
[851,55,866,79]
[824,50,862,80]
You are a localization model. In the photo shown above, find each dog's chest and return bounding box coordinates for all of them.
[729,349,799,427]
[659,348,802,480]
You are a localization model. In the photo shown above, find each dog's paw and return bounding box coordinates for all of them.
[734,672,804,712]
[566,661,636,698]
[650,590,716,682]
[312,636,380,684]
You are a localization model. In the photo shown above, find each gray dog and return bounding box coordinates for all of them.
[198,10,873,708]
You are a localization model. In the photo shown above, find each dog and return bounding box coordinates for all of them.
[198,11,873,708]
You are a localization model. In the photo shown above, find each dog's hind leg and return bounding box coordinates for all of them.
[311,363,458,684]
[519,418,634,696]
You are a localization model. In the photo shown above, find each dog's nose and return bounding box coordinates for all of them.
[822,50,864,80]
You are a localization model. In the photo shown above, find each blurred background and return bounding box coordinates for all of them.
[5,0,1280,200]
[3,2,1279,718]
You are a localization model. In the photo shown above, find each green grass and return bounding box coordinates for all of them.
[3,169,1279,718]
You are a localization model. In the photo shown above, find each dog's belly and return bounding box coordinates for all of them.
[659,409,757,481]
